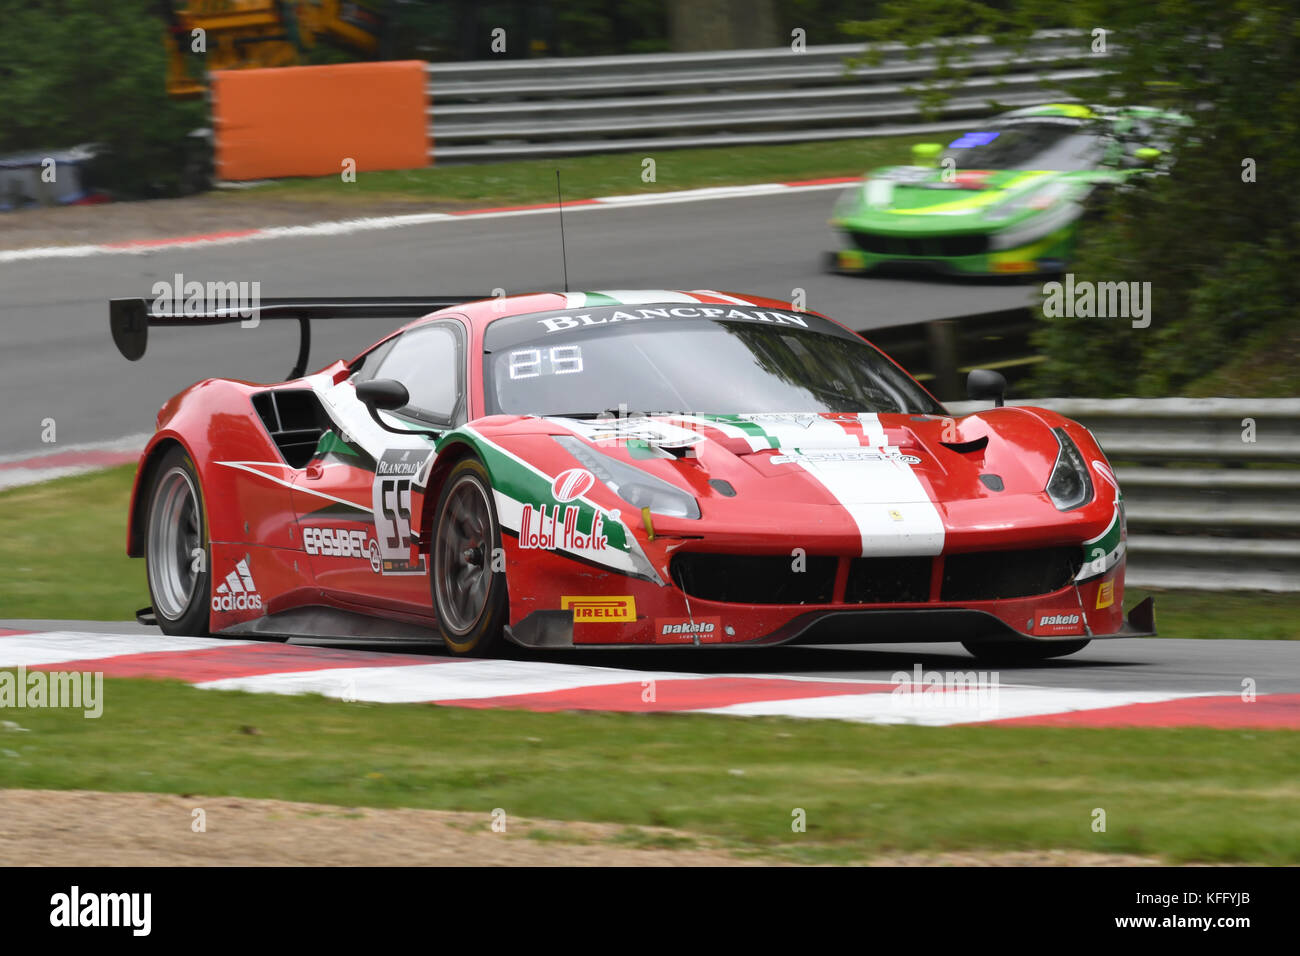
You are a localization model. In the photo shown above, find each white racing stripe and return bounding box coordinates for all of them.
[674,415,769,452]
[796,455,945,557]
[690,290,756,305]
[562,290,702,309]
[749,413,944,557]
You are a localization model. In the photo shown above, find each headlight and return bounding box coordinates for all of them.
[1046,427,1094,511]
[554,436,700,519]
[984,180,1075,224]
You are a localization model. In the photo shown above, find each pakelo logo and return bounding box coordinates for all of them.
[1039,613,1080,627]
[561,595,636,622]
[303,526,372,559]
[519,504,608,551]
[211,559,262,612]
[551,468,595,502]
[655,616,722,643]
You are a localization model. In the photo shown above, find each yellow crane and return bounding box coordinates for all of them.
[164,1,387,98]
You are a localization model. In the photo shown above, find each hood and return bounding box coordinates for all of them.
[834,166,1093,232]
[457,410,1109,561]
[538,411,1059,505]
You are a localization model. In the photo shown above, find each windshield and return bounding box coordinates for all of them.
[943,120,1102,171]
[484,316,944,417]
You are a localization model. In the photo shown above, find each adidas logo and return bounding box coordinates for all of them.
[211,558,263,612]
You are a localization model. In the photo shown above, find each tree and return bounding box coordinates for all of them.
[844,0,1300,396]
[0,0,206,198]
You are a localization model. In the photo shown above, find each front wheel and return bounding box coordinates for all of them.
[431,457,509,656]
[144,447,210,636]
[961,639,1090,663]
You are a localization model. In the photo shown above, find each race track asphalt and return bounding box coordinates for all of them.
[0,189,1035,458]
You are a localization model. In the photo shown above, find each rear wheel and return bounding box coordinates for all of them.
[962,639,1090,663]
[144,447,210,636]
[431,457,509,656]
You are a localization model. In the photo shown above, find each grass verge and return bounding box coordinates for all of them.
[0,464,1297,638]
[231,135,935,207]
[1,677,1296,864]
[0,465,143,621]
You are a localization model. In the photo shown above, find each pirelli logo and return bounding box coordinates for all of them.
[561,595,636,622]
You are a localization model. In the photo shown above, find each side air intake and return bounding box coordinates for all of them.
[251,390,330,468]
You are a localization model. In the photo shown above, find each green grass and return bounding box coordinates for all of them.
[1,464,1297,640]
[1129,588,1300,641]
[1,677,1295,863]
[231,135,934,207]
[0,465,143,621]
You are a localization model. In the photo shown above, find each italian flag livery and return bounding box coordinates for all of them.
[123,288,1151,657]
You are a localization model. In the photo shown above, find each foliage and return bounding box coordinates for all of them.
[843,1,1300,396]
[0,0,206,198]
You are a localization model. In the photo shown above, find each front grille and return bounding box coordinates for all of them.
[845,557,932,603]
[670,553,836,605]
[850,231,989,258]
[669,548,1084,606]
[941,547,1083,601]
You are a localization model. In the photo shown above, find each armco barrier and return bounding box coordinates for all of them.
[426,29,1104,162]
[947,398,1300,592]
[213,61,429,181]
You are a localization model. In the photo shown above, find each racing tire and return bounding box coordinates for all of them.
[430,457,510,657]
[961,639,1090,663]
[143,446,211,636]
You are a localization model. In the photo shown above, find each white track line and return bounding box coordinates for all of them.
[0,181,854,265]
[0,628,1231,727]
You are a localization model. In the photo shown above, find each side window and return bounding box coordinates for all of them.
[366,322,464,425]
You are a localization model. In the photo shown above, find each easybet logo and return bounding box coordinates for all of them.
[212,559,263,612]
[303,526,372,558]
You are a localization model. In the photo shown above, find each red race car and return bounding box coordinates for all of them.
[110,289,1154,660]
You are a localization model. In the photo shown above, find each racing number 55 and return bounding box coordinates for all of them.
[377,476,413,556]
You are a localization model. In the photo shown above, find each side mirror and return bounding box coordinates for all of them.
[967,369,1007,407]
[355,378,409,411]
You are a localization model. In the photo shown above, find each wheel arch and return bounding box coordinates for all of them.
[419,439,480,552]
[127,435,193,558]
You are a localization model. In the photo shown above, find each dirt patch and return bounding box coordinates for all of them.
[0,789,1173,866]
[0,789,761,866]
[0,193,474,251]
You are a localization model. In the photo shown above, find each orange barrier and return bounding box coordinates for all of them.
[213,61,430,181]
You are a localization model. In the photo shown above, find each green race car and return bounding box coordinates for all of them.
[828,103,1187,277]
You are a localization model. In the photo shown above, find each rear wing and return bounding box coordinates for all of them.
[109,296,481,380]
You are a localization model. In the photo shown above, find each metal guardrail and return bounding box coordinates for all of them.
[427,29,1106,162]
[864,308,1038,402]
[946,398,1300,592]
